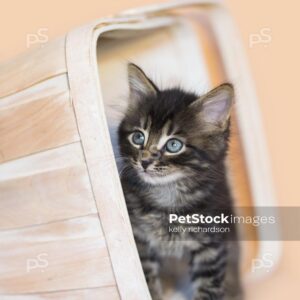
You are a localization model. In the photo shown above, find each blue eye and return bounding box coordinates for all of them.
[131,131,145,146]
[166,138,183,153]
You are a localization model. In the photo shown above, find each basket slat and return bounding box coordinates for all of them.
[0,91,80,163]
[0,215,116,294]
[0,75,69,110]
[0,286,119,300]
[0,165,96,230]
[0,38,67,99]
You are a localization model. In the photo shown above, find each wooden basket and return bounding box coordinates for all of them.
[0,1,278,299]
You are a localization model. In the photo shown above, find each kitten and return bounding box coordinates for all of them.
[118,63,243,300]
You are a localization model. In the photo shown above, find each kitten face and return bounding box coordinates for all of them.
[118,63,234,186]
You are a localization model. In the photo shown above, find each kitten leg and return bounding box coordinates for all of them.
[224,242,243,300]
[136,238,163,300]
[190,243,227,300]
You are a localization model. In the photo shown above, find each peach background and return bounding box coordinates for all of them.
[0,0,299,299]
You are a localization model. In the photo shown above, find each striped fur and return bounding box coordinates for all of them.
[118,64,243,300]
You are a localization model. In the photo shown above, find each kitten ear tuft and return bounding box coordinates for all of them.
[196,83,234,130]
[128,63,158,101]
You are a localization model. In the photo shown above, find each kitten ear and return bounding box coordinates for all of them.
[192,83,234,130]
[128,63,158,101]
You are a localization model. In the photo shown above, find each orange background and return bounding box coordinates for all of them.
[0,1,299,299]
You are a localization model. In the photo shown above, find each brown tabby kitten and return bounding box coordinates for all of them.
[118,63,243,300]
